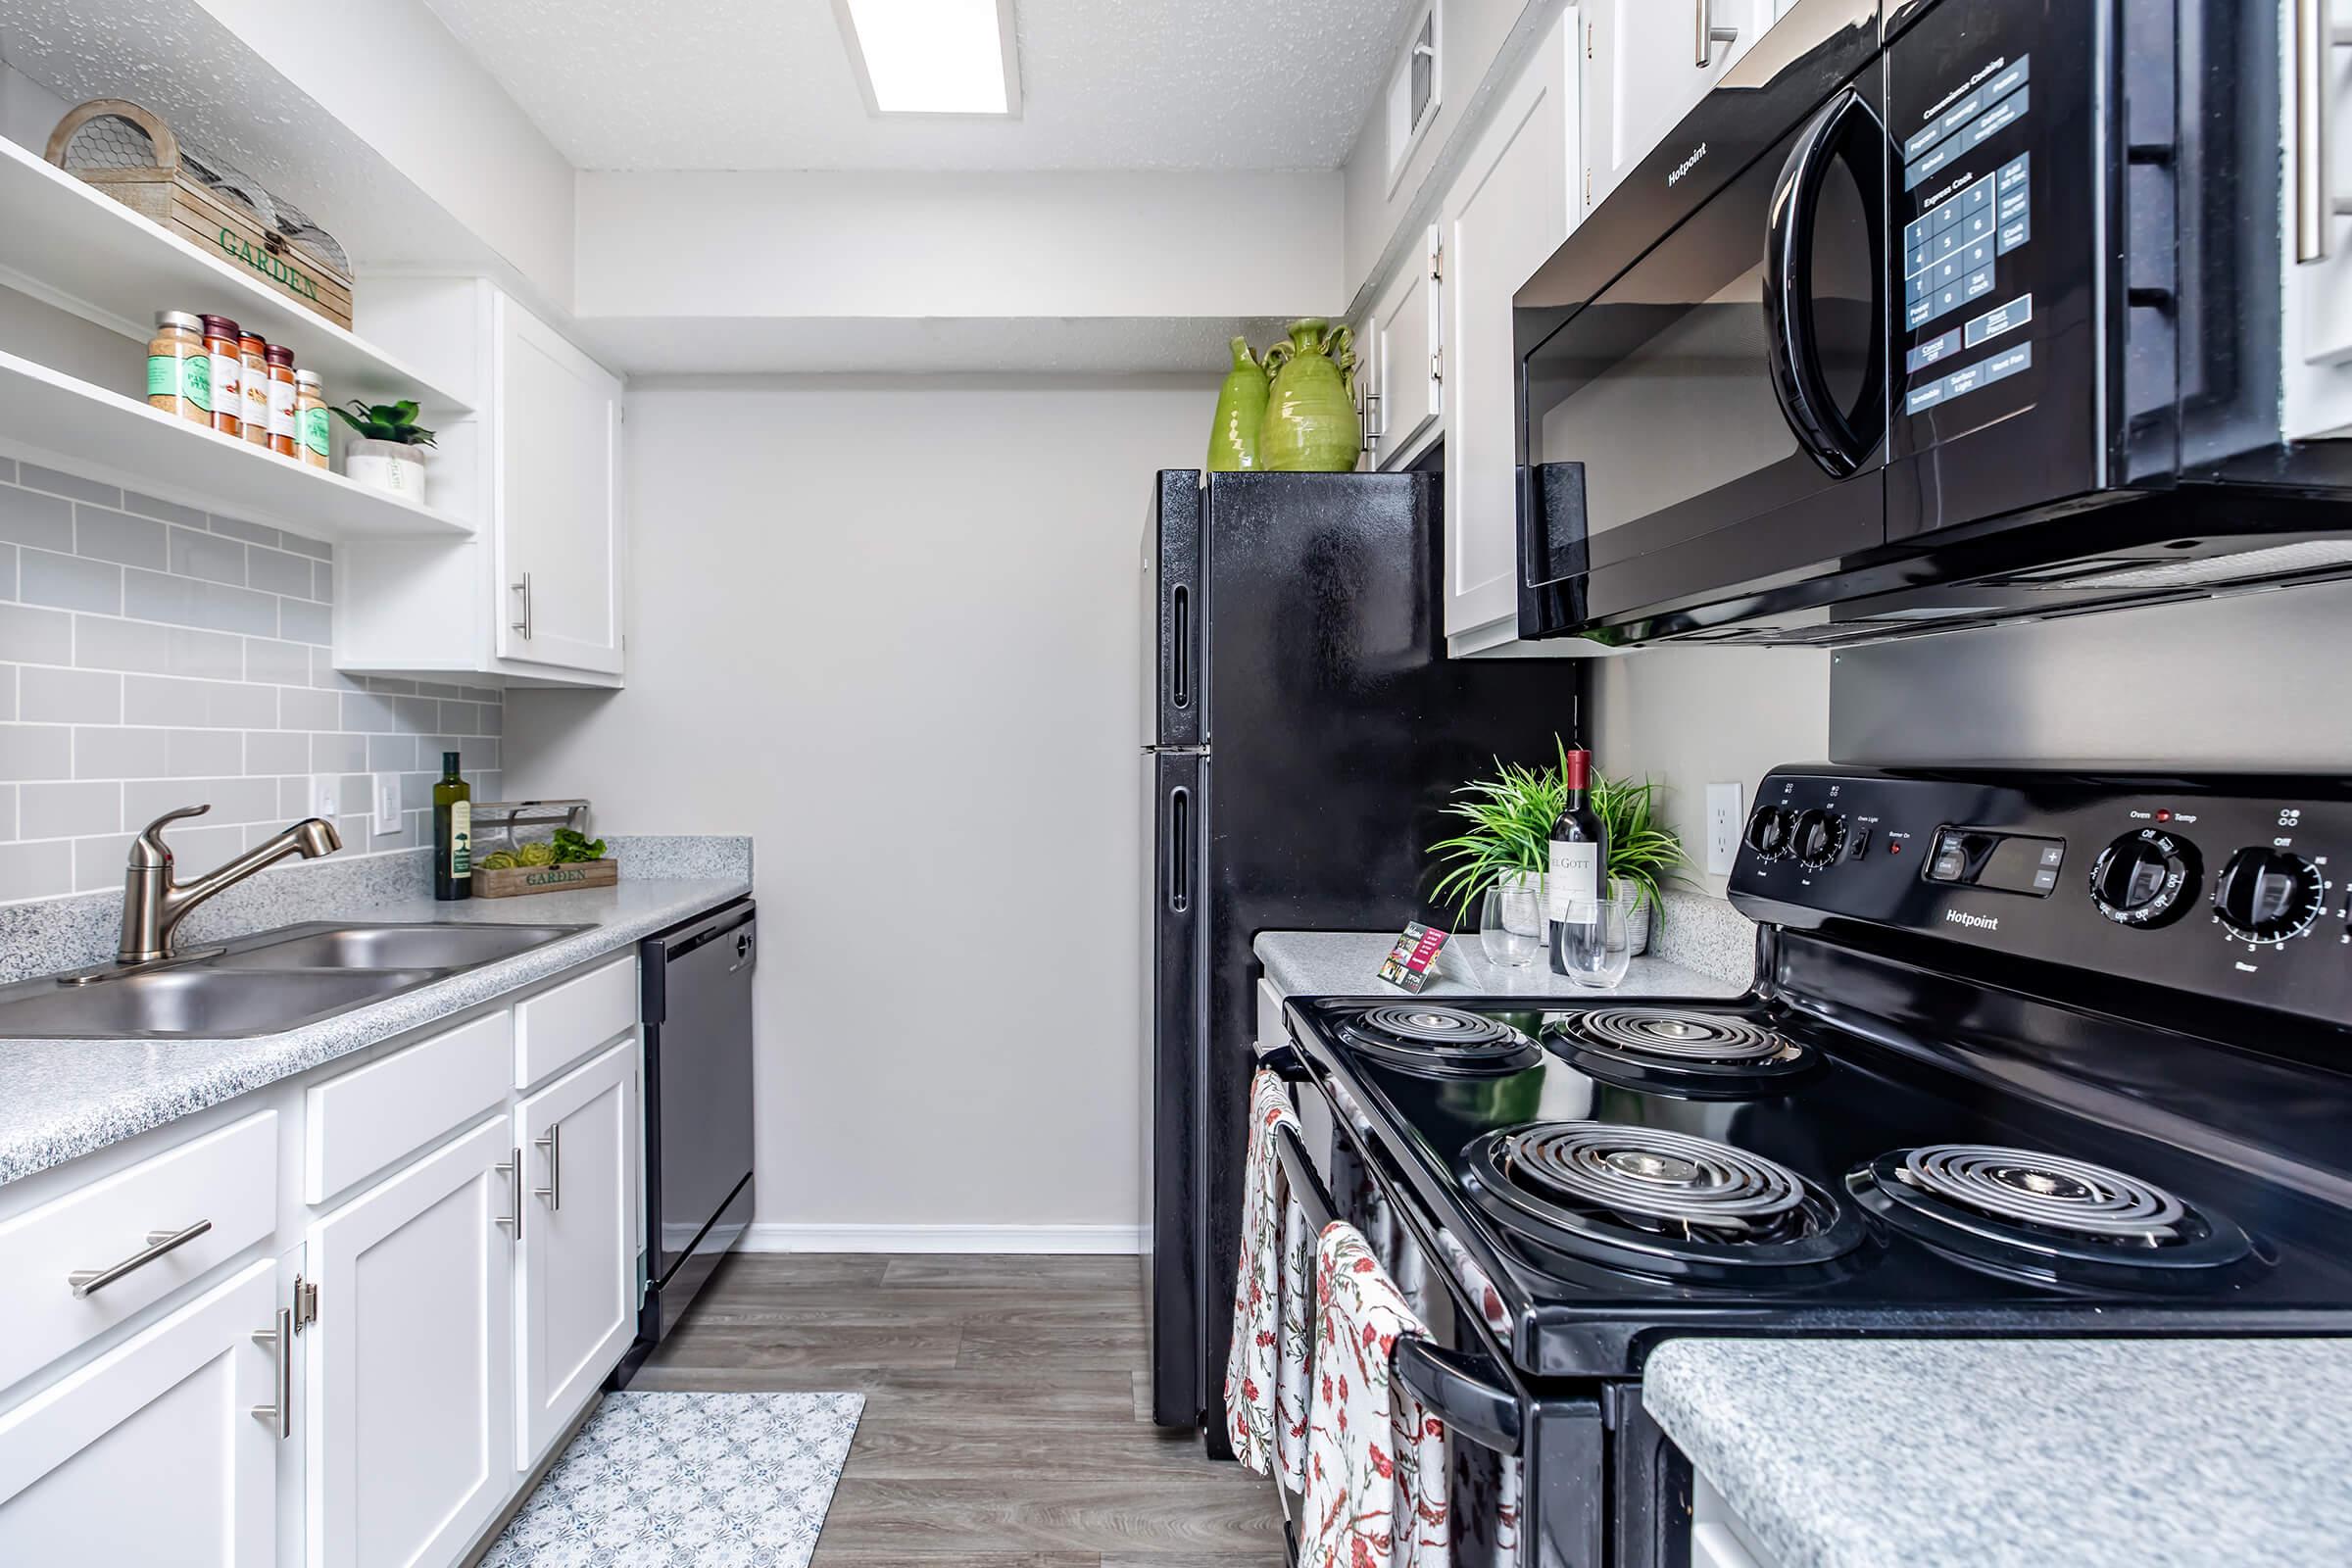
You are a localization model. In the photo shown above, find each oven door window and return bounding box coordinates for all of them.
[1523,78,1886,600]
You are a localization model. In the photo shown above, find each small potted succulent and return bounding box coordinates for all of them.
[332,399,436,500]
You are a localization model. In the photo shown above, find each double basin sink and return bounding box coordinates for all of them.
[0,922,589,1040]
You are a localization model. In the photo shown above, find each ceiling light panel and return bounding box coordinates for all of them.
[836,0,1020,116]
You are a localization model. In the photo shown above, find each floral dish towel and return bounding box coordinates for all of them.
[1224,1067,1313,1490]
[1302,1221,1451,1568]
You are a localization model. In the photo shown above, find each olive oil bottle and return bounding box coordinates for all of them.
[434,751,472,901]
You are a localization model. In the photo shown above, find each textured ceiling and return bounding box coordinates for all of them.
[419,0,1417,172]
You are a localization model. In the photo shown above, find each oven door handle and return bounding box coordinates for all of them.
[1392,1336,1524,1458]
[1275,1124,1341,1239]
[1763,85,1884,478]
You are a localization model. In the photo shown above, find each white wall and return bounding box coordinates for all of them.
[503,376,1210,1240]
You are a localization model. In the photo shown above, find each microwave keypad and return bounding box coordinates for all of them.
[1898,55,2036,417]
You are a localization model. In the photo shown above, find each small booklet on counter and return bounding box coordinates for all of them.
[1378,923,1449,993]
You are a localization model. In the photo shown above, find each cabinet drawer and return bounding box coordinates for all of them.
[0,1111,276,1395]
[306,1011,513,1204]
[514,955,637,1089]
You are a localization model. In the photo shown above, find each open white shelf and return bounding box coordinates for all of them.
[0,350,471,544]
[0,135,473,417]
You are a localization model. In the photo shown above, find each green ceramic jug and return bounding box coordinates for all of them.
[1258,318,1361,472]
[1205,336,1269,471]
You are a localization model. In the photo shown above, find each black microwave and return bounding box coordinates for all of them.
[1515,0,2352,648]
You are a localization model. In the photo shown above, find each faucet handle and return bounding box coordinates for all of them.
[129,805,211,869]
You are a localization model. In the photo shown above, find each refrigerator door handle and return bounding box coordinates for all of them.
[1166,786,1192,913]
[1169,584,1192,711]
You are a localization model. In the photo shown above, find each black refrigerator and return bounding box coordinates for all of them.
[1142,468,1580,1451]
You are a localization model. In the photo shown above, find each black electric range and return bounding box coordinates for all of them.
[1267,766,2352,1568]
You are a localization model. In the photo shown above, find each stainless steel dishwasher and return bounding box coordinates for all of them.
[614,898,755,1382]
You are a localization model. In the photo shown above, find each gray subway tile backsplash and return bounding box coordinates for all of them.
[0,457,503,905]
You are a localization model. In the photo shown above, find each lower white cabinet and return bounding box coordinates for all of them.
[0,1259,283,1564]
[514,1039,638,1465]
[305,1118,517,1568]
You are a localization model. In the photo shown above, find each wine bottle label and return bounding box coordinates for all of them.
[450,801,471,878]
[1548,842,1598,922]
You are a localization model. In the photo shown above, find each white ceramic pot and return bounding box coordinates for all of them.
[346,438,426,500]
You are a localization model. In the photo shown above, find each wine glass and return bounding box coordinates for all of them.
[1556,890,1636,989]
[1479,874,1545,968]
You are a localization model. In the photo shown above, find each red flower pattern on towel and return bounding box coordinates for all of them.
[1223,1069,1312,1490]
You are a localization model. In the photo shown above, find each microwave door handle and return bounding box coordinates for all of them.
[1764,88,1881,478]
[1392,1336,1524,1457]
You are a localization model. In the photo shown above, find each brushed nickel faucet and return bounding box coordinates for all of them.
[118,806,342,964]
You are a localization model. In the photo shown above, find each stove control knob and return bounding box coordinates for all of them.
[2088,830,2200,928]
[2213,848,2326,945]
[1793,808,1846,869]
[1744,806,1794,859]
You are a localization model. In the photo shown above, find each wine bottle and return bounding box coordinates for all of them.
[1547,745,1607,975]
[434,751,473,901]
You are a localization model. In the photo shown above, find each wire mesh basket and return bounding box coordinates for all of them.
[45,98,355,326]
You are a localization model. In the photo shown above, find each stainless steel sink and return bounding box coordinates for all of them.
[0,920,589,1039]
[0,967,447,1040]
[211,922,586,972]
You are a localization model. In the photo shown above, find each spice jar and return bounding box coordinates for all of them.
[148,312,212,425]
[239,332,272,447]
[293,370,330,469]
[199,314,241,436]
[265,345,298,459]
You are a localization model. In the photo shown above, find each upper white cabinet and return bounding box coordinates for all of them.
[2284,4,2352,441]
[1581,0,1778,215]
[1441,15,1575,643]
[0,1261,283,1566]
[493,298,625,676]
[1366,225,1446,470]
[337,280,627,687]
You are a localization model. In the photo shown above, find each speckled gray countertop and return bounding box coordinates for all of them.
[0,875,749,1188]
[1253,929,1746,1002]
[1644,1338,2352,1568]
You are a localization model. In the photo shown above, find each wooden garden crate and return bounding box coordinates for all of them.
[45,99,355,329]
[473,860,619,900]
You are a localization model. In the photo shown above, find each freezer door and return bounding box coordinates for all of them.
[1150,470,1204,749]
[1144,747,1204,1428]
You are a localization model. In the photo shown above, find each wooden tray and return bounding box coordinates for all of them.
[472,859,617,899]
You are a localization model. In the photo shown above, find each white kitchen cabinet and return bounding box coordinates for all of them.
[337,279,627,687]
[1441,14,1575,644]
[1581,0,1777,214]
[2284,2,2352,440]
[1365,226,1446,470]
[514,1039,638,1467]
[0,1260,282,1564]
[305,1118,516,1568]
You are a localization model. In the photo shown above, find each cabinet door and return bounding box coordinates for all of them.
[1367,226,1445,469]
[305,1118,514,1568]
[494,294,625,676]
[2285,6,2352,440]
[1581,0,1772,214]
[514,1039,638,1466]
[1443,15,1573,639]
[0,1261,280,1564]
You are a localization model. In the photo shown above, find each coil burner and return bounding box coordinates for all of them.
[1550,1008,1816,1097]
[1339,1004,1544,1077]
[1849,1145,2252,1289]
[1462,1122,1863,1279]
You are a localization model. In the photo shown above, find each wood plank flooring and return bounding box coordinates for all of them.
[632,1252,1287,1567]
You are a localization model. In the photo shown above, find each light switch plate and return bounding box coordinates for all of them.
[1705,781,1743,877]
[307,774,339,820]
[372,773,402,836]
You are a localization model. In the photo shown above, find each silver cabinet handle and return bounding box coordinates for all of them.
[68,1219,212,1298]
[509,571,534,640]
[251,1307,292,1437]
[534,1123,561,1211]
[2293,0,2352,264]
[1694,0,1738,67]
[495,1147,523,1239]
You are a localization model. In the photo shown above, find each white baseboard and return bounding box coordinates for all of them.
[740,1222,1147,1255]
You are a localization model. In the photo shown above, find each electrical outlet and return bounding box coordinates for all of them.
[1706,781,1744,877]
[372,773,402,836]
[307,774,339,820]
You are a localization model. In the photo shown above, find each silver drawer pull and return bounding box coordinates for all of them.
[68,1219,213,1298]
[2293,0,2352,264]
[250,1307,292,1437]
[534,1123,562,1211]
[496,1148,523,1239]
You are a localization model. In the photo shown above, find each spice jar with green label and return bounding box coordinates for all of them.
[293,370,329,469]
[146,312,211,425]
